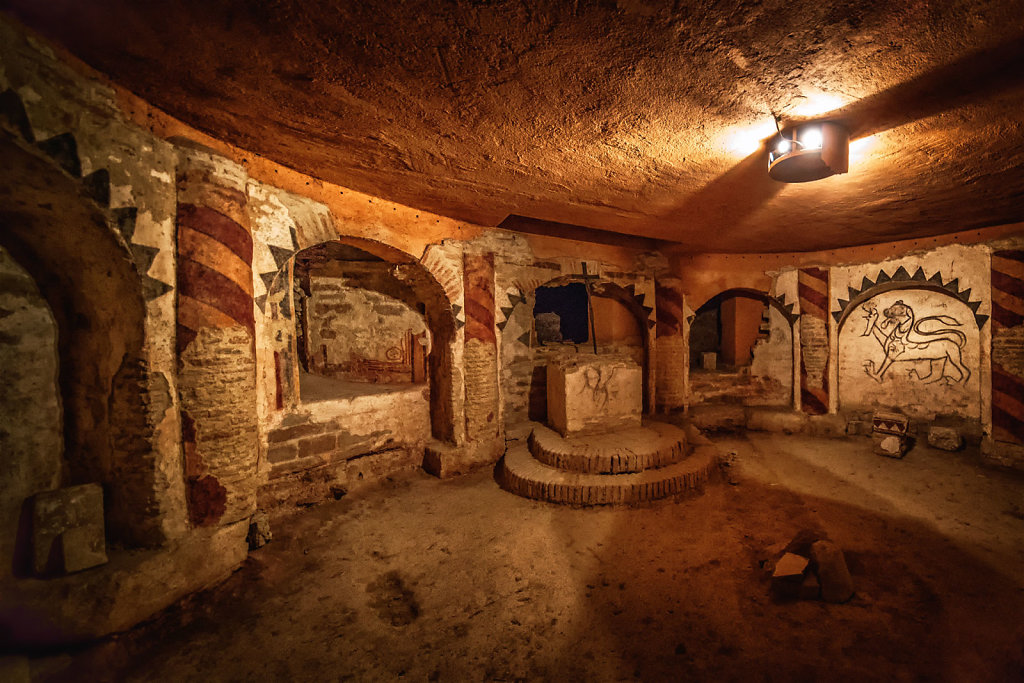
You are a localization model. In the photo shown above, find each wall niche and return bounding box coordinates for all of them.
[688,290,792,406]
[292,243,429,399]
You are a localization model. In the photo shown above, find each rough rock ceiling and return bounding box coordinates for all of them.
[5,0,1024,252]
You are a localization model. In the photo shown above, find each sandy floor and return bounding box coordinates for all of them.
[35,433,1024,682]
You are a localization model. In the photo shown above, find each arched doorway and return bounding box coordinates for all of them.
[0,134,154,569]
[262,237,457,443]
[689,289,795,406]
[500,274,654,428]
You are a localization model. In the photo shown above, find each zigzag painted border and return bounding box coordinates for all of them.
[832,265,988,329]
[1,88,174,301]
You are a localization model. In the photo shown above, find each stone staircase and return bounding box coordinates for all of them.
[499,421,721,506]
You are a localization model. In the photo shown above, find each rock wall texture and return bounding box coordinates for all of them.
[0,246,62,577]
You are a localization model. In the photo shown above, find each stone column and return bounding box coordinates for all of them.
[655,280,687,412]
[462,252,500,445]
[797,267,831,414]
[175,149,258,528]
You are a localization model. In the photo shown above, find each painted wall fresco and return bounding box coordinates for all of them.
[838,290,980,419]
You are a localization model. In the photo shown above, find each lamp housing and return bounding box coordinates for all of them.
[768,122,849,182]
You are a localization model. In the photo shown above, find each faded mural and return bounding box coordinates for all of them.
[838,290,979,418]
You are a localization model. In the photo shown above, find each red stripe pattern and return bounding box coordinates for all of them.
[992,250,1024,444]
[655,284,684,337]
[176,203,255,352]
[463,252,496,344]
[798,267,830,415]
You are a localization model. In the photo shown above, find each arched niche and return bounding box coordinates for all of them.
[500,273,654,428]
[688,288,795,406]
[263,238,457,443]
[0,245,62,577]
[0,135,153,554]
[837,287,980,419]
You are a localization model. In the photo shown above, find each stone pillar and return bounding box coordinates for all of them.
[462,252,500,444]
[991,249,1024,463]
[175,150,258,528]
[798,267,830,414]
[655,280,686,411]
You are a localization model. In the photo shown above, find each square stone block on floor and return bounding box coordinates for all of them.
[32,483,108,575]
[546,355,642,437]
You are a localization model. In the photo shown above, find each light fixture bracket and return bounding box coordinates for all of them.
[768,121,850,183]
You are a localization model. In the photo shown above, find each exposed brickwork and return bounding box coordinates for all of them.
[798,267,831,414]
[528,422,687,474]
[655,335,687,410]
[500,442,720,506]
[463,339,499,441]
[178,326,258,527]
[992,250,1024,446]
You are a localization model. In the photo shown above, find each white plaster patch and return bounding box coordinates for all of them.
[838,290,980,419]
[149,169,172,184]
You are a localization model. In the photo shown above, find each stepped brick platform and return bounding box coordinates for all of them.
[499,421,721,506]
[528,422,688,474]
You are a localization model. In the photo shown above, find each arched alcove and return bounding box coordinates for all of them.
[263,238,457,444]
[0,135,154,555]
[0,245,62,577]
[688,289,794,406]
[500,274,653,428]
[837,288,980,419]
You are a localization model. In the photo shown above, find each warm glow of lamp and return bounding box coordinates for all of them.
[800,127,823,150]
[726,119,780,157]
[789,91,849,118]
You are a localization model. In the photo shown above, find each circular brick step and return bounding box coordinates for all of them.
[527,422,688,474]
[499,443,721,506]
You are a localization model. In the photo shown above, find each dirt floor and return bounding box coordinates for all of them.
[32,433,1024,682]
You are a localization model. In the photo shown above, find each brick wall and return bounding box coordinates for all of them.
[302,275,427,383]
[259,387,430,509]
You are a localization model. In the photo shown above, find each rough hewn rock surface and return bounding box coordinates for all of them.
[8,1,1024,251]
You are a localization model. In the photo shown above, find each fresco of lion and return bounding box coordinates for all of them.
[860,299,970,384]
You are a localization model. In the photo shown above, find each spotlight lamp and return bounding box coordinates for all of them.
[768,121,849,182]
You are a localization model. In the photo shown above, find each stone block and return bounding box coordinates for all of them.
[810,540,854,603]
[32,483,107,575]
[701,352,717,370]
[773,552,809,578]
[61,525,108,573]
[771,552,809,598]
[799,572,821,600]
[873,433,909,458]
[927,426,963,451]
[546,355,642,436]
[747,409,807,434]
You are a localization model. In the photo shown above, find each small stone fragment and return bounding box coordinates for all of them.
[61,525,108,573]
[810,540,854,603]
[928,426,963,451]
[773,552,809,578]
[799,572,821,600]
[247,511,273,550]
[771,552,809,598]
[32,483,107,575]
[701,352,717,370]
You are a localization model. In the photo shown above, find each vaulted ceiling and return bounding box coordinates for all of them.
[5,0,1024,252]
